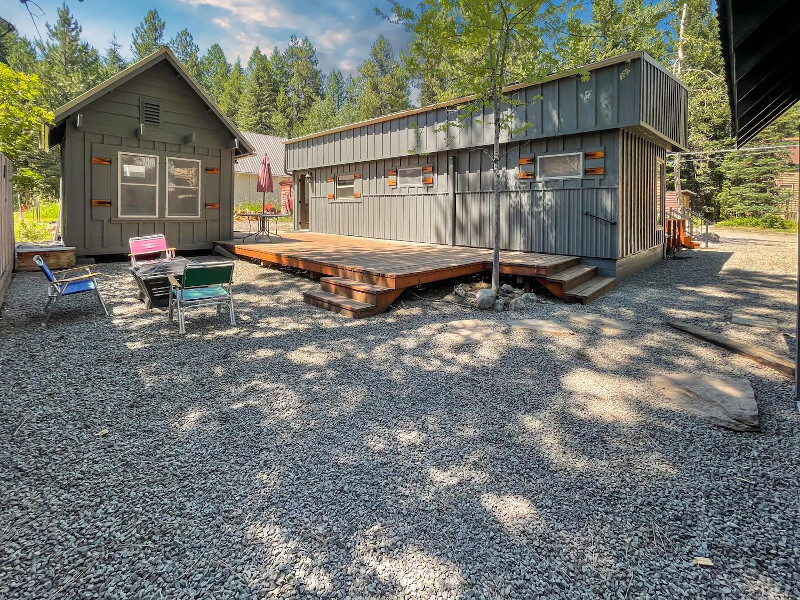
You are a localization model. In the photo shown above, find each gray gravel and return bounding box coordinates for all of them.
[1,228,799,599]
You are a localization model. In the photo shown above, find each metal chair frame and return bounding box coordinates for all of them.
[129,234,177,268]
[168,262,236,335]
[33,255,108,324]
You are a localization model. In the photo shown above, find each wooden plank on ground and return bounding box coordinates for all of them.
[667,321,794,378]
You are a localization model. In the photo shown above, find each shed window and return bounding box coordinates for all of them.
[119,152,158,217]
[398,166,423,187]
[537,152,583,180]
[141,101,161,126]
[167,157,201,217]
[336,174,354,200]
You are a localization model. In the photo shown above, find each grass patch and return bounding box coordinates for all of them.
[235,202,293,222]
[716,215,798,231]
[14,200,60,242]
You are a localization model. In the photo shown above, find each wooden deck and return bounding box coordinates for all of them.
[215,232,616,316]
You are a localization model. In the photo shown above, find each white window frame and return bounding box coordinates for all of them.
[118,151,159,218]
[536,152,584,181]
[335,174,355,201]
[166,156,202,218]
[397,166,424,187]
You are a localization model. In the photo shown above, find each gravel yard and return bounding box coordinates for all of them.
[1,228,798,600]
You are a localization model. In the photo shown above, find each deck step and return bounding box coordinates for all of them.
[546,265,598,290]
[303,289,379,318]
[319,276,403,308]
[567,276,617,304]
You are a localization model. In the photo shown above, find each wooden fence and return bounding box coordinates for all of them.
[0,152,13,306]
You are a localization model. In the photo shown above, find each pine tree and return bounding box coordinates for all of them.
[278,36,323,136]
[357,35,409,119]
[237,46,278,134]
[131,9,166,61]
[217,59,244,121]
[103,32,127,78]
[199,44,230,102]
[37,4,103,109]
[169,28,200,80]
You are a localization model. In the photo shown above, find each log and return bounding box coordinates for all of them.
[667,321,794,378]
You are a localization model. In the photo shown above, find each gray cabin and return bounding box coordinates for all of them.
[46,47,254,256]
[285,52,688,278]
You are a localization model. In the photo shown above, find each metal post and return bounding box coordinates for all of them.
[796,129,799,402]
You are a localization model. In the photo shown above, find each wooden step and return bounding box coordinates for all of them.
[546,265,597,291]
[566,276,617,304]
[320,276,395,303]
[303,289,380,318]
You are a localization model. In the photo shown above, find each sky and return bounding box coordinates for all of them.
[3,0,412,76]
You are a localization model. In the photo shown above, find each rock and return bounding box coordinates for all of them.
[475,289,496,309]
[500,284,514,294]
[442,293,466,305]
[509,293,538,312]
[651,374,759,431]
[453,283,470,298]
[492,299,505,312]
[473,281,491,290]
[509,319,573,335]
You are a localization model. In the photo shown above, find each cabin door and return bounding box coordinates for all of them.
[297,174,310,229]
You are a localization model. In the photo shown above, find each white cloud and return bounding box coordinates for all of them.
[212,17,231,29]
[179,0,285,26]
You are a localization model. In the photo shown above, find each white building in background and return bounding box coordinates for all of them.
[235,132,292,211]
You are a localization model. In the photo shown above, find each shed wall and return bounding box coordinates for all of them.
[640,56,689,149]
[0,153,13,305]
[304,131,621,259]
[60,61,236,255]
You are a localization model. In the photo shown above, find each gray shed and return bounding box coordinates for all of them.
[285,51,687,278]
[46,47,254,256]
[235,132,288,207]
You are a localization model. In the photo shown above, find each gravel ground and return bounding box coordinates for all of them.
[1,229,798,600]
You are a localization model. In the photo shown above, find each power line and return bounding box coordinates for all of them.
[667,143,797,158]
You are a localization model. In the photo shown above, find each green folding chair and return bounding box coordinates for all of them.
[168,262,235,335]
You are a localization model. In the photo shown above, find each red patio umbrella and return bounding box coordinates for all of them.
[256,153,274,212]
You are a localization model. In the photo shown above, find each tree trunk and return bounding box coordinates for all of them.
[492,95,501,293]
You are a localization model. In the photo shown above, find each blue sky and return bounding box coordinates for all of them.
[4,0,412,76]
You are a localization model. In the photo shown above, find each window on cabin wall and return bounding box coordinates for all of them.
[118,152,158,217]
[537,152,583,180]
[336,174,355,200]
[397,166,424,187]
[167,157,202,217]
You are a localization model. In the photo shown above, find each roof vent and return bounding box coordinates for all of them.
[141,101,161,126]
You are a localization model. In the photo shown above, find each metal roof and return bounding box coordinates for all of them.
[718,0,800,147]
[236,132,287,176]
[47,46,254,158]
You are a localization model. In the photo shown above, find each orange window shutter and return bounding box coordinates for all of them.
[422,165,434,173]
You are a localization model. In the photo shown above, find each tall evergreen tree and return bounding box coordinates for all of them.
[103,32,127,78]
[36,3,103,109]
[199,43,230,101]
[169,28,200,80]
[278,36,323,136]
[217,58,244,121]
[357,35,409,119]
[237,46,278,134]
[131,9,166,61]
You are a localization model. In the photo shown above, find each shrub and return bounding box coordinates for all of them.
[15,218,51,242]
[716,215,798,231]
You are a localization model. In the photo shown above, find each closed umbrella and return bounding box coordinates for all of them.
[256,153,274,212]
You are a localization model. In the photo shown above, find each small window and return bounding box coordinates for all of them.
[398,166,423,187]
[119,152,158,217]
[141,101,161,126]
[167,157,201,217]
[336,174,354,200]
[537,152,583,180]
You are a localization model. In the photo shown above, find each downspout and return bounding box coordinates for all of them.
[449,155,456,246]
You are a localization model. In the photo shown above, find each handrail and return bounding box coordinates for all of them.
[666,206,711,248]
[584,211,617,225]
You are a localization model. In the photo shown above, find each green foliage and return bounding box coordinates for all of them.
[131,9,166,60]
[103,33,127,78]
[199,44,231,102]
[14,217,52,242]
[715,150,794,219]
[169,28,200,80]
[357,36,409,119]
[715,216,798,231]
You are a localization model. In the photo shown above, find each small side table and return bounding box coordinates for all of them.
[130,258,189,309]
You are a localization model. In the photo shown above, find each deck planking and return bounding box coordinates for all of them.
[215,232,578,288]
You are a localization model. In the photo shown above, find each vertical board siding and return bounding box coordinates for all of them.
[640,58,688,149]
[0,153,13,303]
[618,129,666,258]
[287,58,648,171]
[309,130,621,259]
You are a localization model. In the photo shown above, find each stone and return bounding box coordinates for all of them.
[475,289,496,309]
[651,374,759,431]
[492,299,505,312]
[473,281,491,290]
[731,312,779,330]
[509,319,573,336]
[453,284,470,298]
[442,293,466,305]
[500,284,514,295]
[509,293,538,312]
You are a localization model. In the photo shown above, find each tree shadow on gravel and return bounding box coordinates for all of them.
[1,249,798,600]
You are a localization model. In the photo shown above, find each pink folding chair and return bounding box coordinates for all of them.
[129,234,176,268]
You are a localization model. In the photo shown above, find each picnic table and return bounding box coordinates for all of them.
[238,212,290,242]
[130,258,189,309]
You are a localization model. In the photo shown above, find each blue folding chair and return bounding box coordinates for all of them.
[33,255,108,324]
